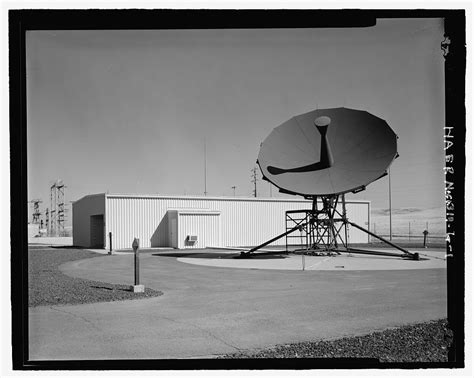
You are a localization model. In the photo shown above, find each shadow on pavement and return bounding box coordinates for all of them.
[152,252,288,260]
[29,245,81,250]
[50,245,85,249]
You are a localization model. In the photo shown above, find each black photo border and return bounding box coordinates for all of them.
[9,8,466,370]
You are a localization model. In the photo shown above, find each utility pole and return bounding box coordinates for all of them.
[231,186,236,196]
[45,208,49,235]
[204,139,207,196]
[251,167,259,198]
[50,184,55,236]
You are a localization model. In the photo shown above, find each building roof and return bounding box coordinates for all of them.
[74,192,370,204]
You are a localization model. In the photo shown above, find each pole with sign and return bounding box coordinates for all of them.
[131,238,145,293]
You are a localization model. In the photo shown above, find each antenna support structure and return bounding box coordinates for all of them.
[241,193,418,260]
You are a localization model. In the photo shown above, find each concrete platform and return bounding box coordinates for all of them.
[177,248,446,271]
[28,248,447,360]
[28,236,73,246]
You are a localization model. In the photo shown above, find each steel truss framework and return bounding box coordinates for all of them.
[286,195,348,254]
[30,199,42,224]
[242,194,419,260]
[49,180,66,236]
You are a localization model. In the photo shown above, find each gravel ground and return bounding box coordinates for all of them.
[221,319,452,362]
[28,247,163,307]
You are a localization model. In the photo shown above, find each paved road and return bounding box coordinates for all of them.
[29,251,447,360]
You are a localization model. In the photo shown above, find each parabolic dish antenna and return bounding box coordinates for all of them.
[257,107,398,196]
[241,106,419,261]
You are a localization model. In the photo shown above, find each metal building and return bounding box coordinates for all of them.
[73,194,370,250]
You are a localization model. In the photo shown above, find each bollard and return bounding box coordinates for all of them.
[108,232,113,254]
[134,240,139,285]
[423,230,429,248]
[131,238,145,292]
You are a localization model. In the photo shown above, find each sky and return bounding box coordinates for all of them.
[26,18,446,232]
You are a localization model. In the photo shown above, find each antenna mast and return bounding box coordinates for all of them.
[204,139,207,196]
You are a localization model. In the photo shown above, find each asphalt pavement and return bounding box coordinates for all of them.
[29,250,447,360]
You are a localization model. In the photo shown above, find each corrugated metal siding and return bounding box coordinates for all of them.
[178,213,221,249]
[345,202,370,243]
[219,200,303,247]
[104,195,370,249]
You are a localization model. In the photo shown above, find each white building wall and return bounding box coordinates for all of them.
[72,194,106,247]
[103,194,370,250]
[177,212,221,249]
[345,201,371,243]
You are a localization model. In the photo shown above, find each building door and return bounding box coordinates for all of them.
[170,218,177,248]
[90,214,104,248]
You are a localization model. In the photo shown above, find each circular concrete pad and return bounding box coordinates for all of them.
[177,249,446,271]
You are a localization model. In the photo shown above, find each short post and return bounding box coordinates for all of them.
[131,238,145,292]
[302,254,305,271]
[134,239,139,285]
[108,232,113,255]
[423,230,429,248]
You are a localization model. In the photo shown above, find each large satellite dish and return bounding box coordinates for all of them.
[257,107,398,196]
[240,107,419,261]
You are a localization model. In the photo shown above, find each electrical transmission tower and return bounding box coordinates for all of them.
[251,167,259,198]
[45,208,49,234]
[30,199,42,224]
[50,179,66,236]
